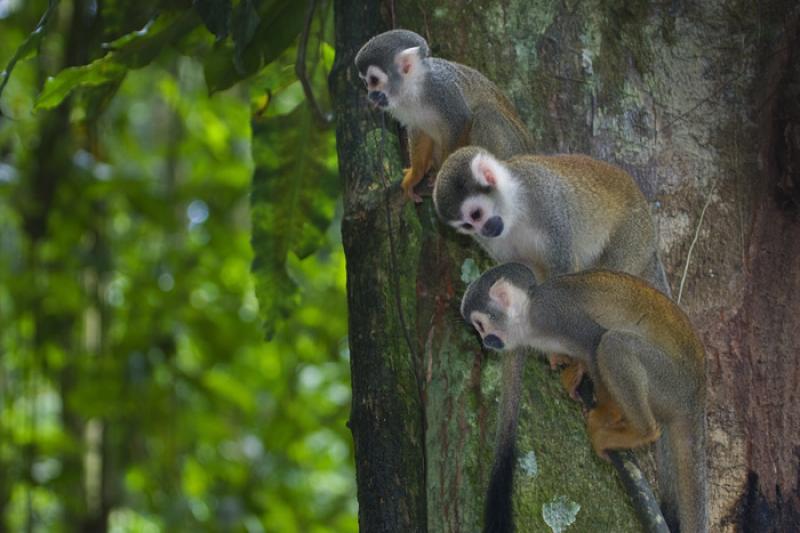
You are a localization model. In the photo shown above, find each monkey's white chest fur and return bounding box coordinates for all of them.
[479,225,549,278]
[391,101,438,131]
[393,104,445,144]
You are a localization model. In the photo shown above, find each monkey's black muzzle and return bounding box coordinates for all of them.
[481,216,504,238]
[483,334,505,351]
[368,91,389,108]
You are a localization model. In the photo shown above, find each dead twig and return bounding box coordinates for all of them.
[677,184,716,305]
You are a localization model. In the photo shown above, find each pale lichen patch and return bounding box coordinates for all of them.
[542,495,581,533]
[460,258,481,285]
[519,450,539,478]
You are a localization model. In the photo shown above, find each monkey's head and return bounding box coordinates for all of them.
[354,29,431,111]
[434,147,518,239]
[461,263,536,351]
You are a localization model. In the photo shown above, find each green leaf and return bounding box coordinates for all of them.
[250,104,338,338]
[34,11,200,110]
[82,78,125,122]
[193,0,231,40]
[203,0,306,93]
[0,0,60,101]
[36,60,126,110]
[203,368,256,412]
[232,0,260,73]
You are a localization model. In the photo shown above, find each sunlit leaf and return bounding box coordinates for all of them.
[34,11,200,110]
[35,60,126,110]
[202,368,256,412]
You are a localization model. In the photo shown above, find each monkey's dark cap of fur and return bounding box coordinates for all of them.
[354,29,431,74]
[460,263,536,320]
[433,146,494,222]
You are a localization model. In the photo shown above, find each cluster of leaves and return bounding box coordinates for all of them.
[0,0,351,531]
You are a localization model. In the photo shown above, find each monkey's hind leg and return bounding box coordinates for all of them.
[589,331,662,458]
[589,382,627,426]
[587,382,636,459]
[401,129,434,202]
[547,355,587,401]
[588,410,660,459]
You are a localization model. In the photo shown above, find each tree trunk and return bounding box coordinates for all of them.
[331,1,800,532]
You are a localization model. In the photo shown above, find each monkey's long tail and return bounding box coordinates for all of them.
[656,428,679,530]
[649,252,685,530]
[660,409,708,533]
[483,349,526,533]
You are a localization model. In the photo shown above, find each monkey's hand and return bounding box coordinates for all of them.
[547,353,572,369]
[559,361,586,401]
[401,167,424,203]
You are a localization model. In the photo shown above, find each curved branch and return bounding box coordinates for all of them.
[295,0,333,128]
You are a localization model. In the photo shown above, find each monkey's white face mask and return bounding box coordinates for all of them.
[468,278,530,351]
[449,152,520,239]
[360,65,391,109]
[359,47,426,113]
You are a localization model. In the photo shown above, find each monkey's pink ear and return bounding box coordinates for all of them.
[396,47,422,76]
[489,279,513,310]
[472,153,502,188]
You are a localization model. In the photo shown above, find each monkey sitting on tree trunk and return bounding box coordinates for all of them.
[462,263,707,533]
[355,29,533,202]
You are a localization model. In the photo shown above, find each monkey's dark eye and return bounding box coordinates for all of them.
[461,222,473,230]
[369,75,379,86]
[474,320,485,333]
[470,209,482,221]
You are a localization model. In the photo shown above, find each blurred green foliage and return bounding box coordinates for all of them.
[0,0,354,531]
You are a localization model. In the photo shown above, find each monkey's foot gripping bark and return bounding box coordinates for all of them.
[587,409,660,460]
[402,129,433,203]
[401,167,424,203]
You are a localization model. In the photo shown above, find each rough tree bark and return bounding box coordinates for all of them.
[331,1,800,532]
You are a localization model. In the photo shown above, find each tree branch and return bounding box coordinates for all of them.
[296,0,333,127]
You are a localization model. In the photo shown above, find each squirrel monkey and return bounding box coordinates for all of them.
[434,146,676,532]
[354,29,532,201]
[461,264,707,533]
